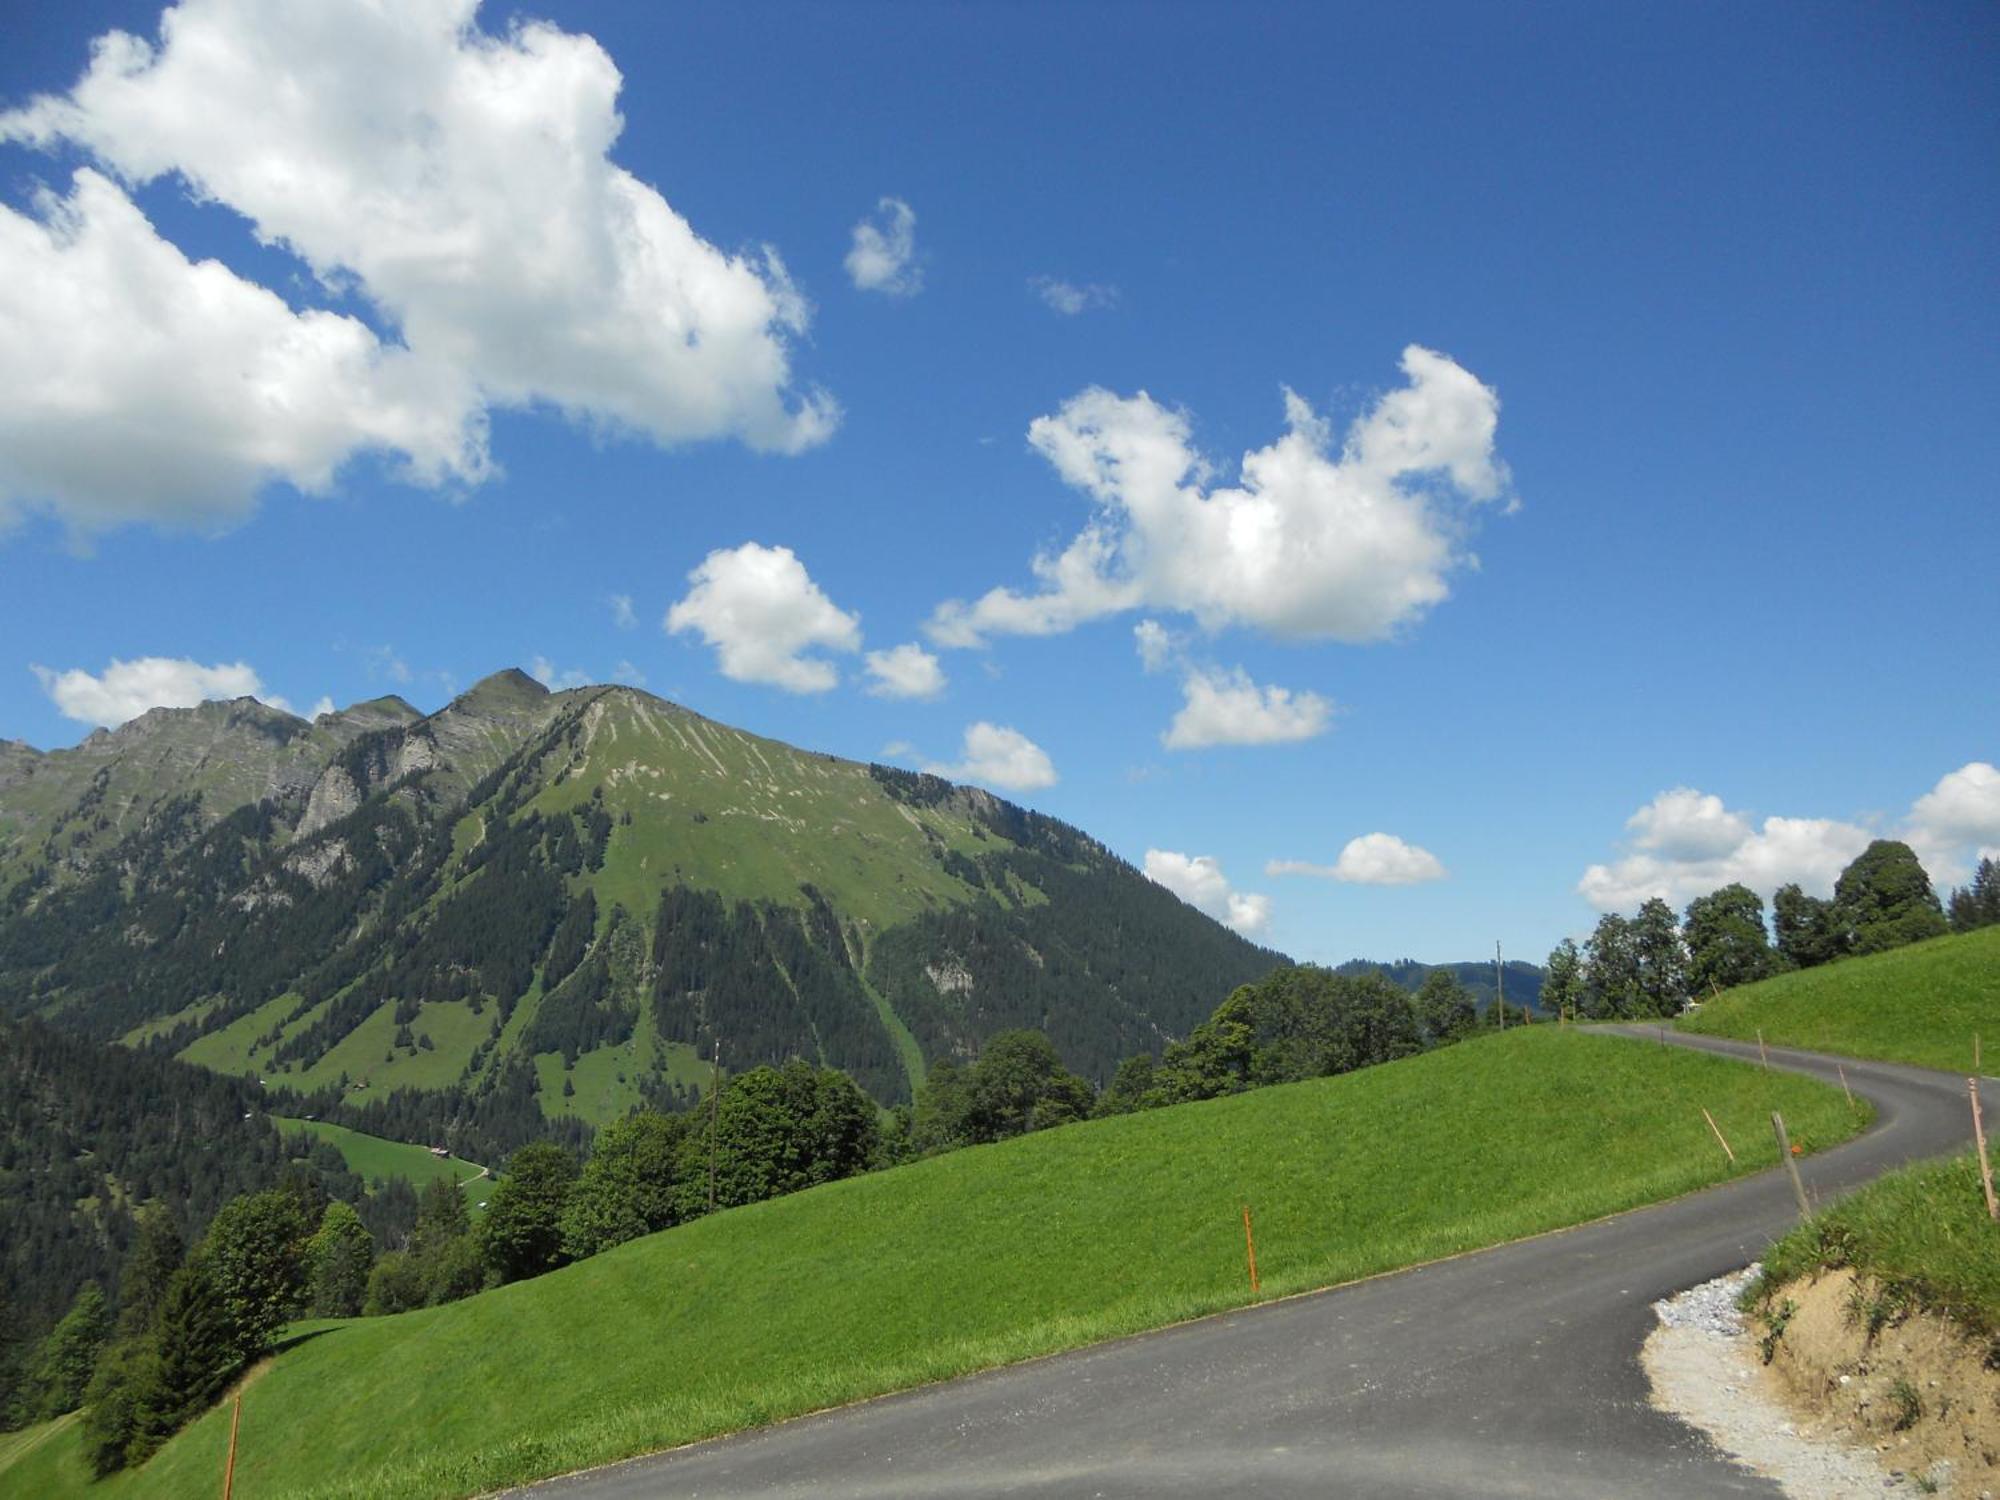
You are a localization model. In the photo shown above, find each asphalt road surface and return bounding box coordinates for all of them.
[526,1031,1987,1499]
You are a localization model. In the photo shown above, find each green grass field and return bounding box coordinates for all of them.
[1747,1151,2000,1341]
[1678,926,2000,1074]
[7,1027,1864,1500]
[276,1118,487,1208]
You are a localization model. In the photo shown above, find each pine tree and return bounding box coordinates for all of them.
[117,1206,186,1339]
[137,1264,236,1450]
[305,1201,375,1318]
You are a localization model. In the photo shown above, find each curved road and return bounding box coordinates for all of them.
[527,1032,1986,1499]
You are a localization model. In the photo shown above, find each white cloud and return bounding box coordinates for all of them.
[0,170,484,536]
[1143,850,1272,936]
[1578,785,1874,912]
[0,0,833,536]
[879,740,914,759]
[1030,276,1117,315]
[32,656,283,727]
[1905,762,2000,880]
[845,197,921,296]
[924,722,1057,792]
[528,656,592,691]
[1625,787,1753,862]
[308,695,336,720]
[612,659,646,687]
[1162,665,1332,750]
[665,543,860,693]
[609,594,637,630]
[1133,619,1176,674]
[864,643,947,700]
[1268,833,1446,886]
[928,346,1509,647]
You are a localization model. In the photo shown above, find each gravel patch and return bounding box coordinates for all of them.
[1644,1266,1930,1498]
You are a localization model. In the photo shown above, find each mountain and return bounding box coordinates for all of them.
[1334,957,1548,1014]
[0,672,1282,1132]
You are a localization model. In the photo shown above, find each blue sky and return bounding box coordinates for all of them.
[1,0,1995,965]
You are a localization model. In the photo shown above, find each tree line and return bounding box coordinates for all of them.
[1540,839,1969,1020]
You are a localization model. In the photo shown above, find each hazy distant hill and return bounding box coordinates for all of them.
[1334,957,1547,1014]
[0,671,1281,1127]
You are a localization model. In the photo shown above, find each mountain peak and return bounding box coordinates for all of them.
[457,667,550,710]
[322,695,422,729]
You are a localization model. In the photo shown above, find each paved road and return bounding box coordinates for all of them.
[527,1032,1985,1499]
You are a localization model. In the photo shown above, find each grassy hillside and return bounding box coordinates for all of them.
[8,1027,1863,1500]
[1678,926,2000,1073]
[275,1118,488,1208]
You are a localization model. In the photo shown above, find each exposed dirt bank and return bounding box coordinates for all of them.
[1757,1267,1999,1498]
[1647,1266,2000,1497]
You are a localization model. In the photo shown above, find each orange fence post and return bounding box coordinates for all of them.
[221,1390,242,1500]
[1241,1204,1260,1294]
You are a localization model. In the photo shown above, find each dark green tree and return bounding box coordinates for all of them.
[959,1032,1095,1143]
[409,1176,471,1258]
[1834,840,1948,955]
[678,1060,880,1213]
[1413,968,1477,1046]
[116,1207,186,1339]
[1540,938,1582,1022]
[1580,914,1640,1018]
[200,1189,312,1363]
[908,1060,973,1153]
[561,1110,689,1258]
[305,1201,375,1318]
[1631,897,1689,1016]
[1091,1052,1157,1118]
[478,1143,578,1283]
[1683,884,1778,996]
[79,1336,159,1476]
[137,1263,236,1449]
[362,1252,427,1316]
[1949,857,2000,933]
[1773,884,1843,969]
[22,1283,109,1419]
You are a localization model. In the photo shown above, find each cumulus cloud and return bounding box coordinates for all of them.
[612,659,646,687]
[928,346,1509,647]
[0,0,834,535]
[1162,666,1332,750]
[845,197,921,296]
[609,595,637,630]
[1578,786,1874,912]
[1268,833,1447,886]
[1143,850,1272,936]
[665,543,860,693]
[1030,276,1117,315]
[32,656,288,727]
[1905,762,2000,881]
[308,695,337,720]
[924,722,1057,792]
[864,643,947,700]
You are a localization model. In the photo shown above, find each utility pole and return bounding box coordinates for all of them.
[707,1037,722,1214]
[1495,941,1505,1030]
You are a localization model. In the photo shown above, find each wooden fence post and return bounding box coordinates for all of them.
[1701,1108,1736,1163]
[1971,1079,1998,1223]
[1757,1029,1769,1071]
[220,1390,242,1500]
[1770,1113,1811,1220]
[1837,1063,1853,1106]
[1242,1204,1260,1294]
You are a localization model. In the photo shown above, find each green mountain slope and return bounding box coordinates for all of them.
[0,671,1281,1129]
[0,1027,1863,1500]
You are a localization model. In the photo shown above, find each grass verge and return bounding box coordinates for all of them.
[11,1027,1865,1499]
[1745,1151,2000,1346]
[1678,926,2000,1074]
